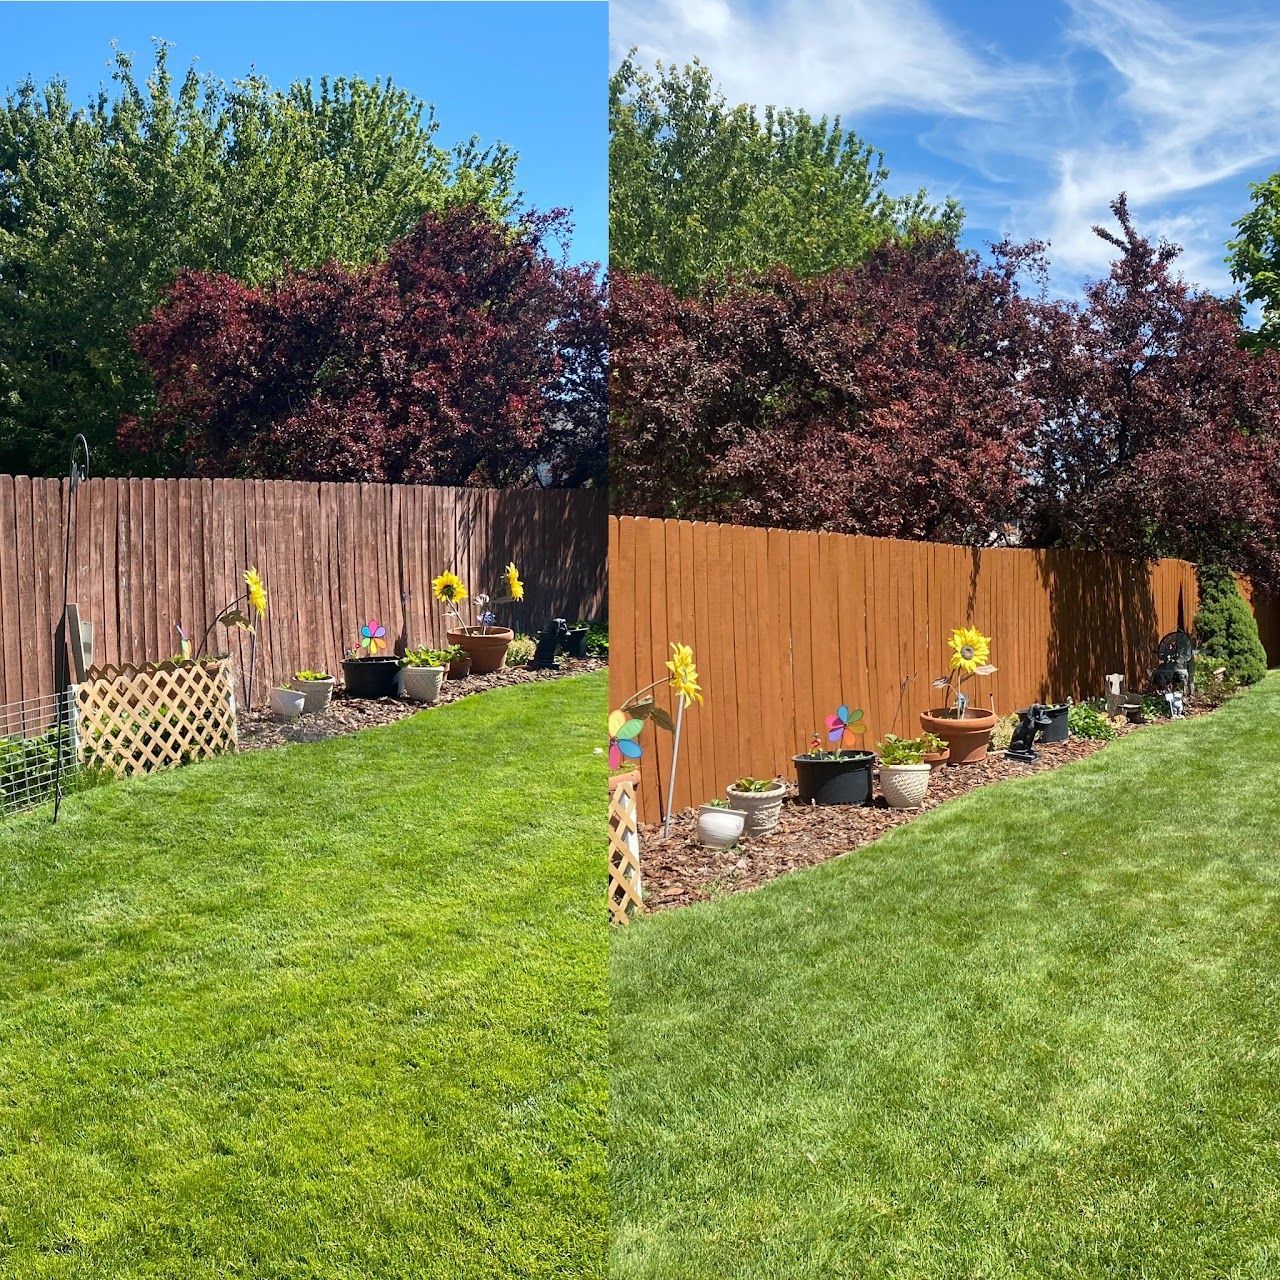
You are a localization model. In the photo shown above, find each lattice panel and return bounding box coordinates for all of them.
[608,776,644,925]
[76,659,238,779]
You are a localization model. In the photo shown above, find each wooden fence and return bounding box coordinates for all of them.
[609,515,1280,823]
[0,476,607,711]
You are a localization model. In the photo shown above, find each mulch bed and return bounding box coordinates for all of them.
[640,703,1216,911]
[237,658,604,752]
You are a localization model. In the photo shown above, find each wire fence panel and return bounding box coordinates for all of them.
[0,689,78,818]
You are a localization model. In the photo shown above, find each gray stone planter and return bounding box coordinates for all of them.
[401,665,446,704]
[724,780,787,834]
[294,676,335,715]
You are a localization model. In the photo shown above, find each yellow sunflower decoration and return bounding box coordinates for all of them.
[432,571,468,604]
[948,626,991,674]
[504,562,525,602]
[244,567,268,617]
[665,641,704,705]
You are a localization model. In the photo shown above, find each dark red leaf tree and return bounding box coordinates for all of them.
[121,206,607,487]
[611,235,1045,543]
[611,196,1280,588]
[1024,196,1280,587]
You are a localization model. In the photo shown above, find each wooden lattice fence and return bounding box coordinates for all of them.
[76,658,237,778]
[608,772,644,924]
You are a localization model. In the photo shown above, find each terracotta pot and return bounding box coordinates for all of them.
[919,707,998,765]
[447,652,471,679]
[924,748,950,769]
[448,626,513,675]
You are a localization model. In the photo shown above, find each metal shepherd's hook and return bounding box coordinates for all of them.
[52,435,90,824]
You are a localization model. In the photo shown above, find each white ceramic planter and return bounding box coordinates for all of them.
[880,762,931,809]
[401,665,446,704]
[725,782,787,834]
[294,676,335,714]
[697,805,747,849]
[270,686,306,720]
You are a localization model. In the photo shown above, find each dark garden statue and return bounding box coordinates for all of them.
[1006,704,1054,763]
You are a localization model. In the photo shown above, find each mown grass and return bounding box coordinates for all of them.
[0,672,607,1279]
[612,673,1280,1279]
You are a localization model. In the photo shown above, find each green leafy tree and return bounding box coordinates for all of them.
[0,42,519,475]
[1229,173,1280,349]
[1194,564,1268,685]
[609,54,962,294]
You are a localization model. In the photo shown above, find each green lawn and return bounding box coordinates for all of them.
[612,673,1280,1279]
[0,673,607,1279]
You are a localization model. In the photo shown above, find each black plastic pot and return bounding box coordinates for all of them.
[1041,703,1069,743]
[564,627,590,660]
[341,656,401,699]
[792,750,875,805]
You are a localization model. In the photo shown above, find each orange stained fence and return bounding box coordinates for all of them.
[0,475,607,710]
[609,515,1279,823]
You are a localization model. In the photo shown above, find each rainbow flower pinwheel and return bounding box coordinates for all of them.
[608,709,645,771]
[360,618,387,656]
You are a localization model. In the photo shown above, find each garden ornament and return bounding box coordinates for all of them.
[1006,703,1054,763]
[53,433,91,825]
[1163,688,1185,718]
[532,617,571,669]
[1153,630,1194,695]
[1105,673,1126,715]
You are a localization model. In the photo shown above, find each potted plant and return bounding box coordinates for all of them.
[564,623,591,660]
[697,799,747,849]
[725,776,787,834]
[792,706,875,805]
[400,647,449,704]
[433,563,523,675]
[877,733,942,809]
[1040,701,1070,743]
[269,685,306,720]
[920,626,999,764]
[340,619,401,699]
[291,669,335,714]
[444,644,471,679]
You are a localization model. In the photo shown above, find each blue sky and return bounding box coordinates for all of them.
[613,0,1280,300]
[0,1,607,267]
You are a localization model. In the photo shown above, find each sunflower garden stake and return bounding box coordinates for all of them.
[608,641,704,837]
[431,562,524,674]
[197,566,268,709]
[920,625,998,765]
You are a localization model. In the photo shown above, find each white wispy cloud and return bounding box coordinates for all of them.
[610,0,1047,122]
[611,0,1280,296]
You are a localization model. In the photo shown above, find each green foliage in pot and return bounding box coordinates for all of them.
[402,647,452,668]
[704,798,730,809]
[1193,565,1267,686]
[877,733,944,766]
[576,620,608,658]
[1068,702,1117,741]
[293,669,332,682]
[507,634,537,664]
[731,776,781,792]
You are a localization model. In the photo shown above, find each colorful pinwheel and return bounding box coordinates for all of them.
[825,704,866,746]
[608,709,645,771]
[360,618,387,656]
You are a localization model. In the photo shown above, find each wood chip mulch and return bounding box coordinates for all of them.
[641,703,1216,912]
[236,658,605,752]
